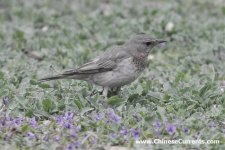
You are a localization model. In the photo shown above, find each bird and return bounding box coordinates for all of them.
[39,33,166,97]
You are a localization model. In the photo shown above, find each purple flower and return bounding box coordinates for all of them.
[28,132,35,140]
[68,143,74,150]
[107,108,121,123]
[11,117,22,127]
[131,128,139,140]
[73,141,81,148]
[68,141,81,150]
[63,122,73,129]
[56,114,74,129]
[63,112,74,120]
[56,115,63,123]
[30,117,37,128]
[183,127,189,134]
[109,133,117,139]
[2,96,9,106]
[6,115,13,121]
[166,124,176,135]
[153,121,161,129]
[120,127,128,136]
[94,113,104,122]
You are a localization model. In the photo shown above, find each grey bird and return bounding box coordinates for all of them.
[39,34,166,97]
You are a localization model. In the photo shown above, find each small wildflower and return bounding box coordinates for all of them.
[68,141,81,150]
[30,117,37,128]
[11,117,22,127]
[109,133,117,139]
[68,143,74,150]
[183,127,189,134]
[131,128,139,140]
[165,22,174,32]
[166,124,176,135]
[120,127,128,136]
[153,121,161,129]
[63,122,73,129]
[94,113,104,122]
[73,141,81,148]
[56,116,63,123]
[28,132,35,140]
[107,108,121,123]
[6,115,13,121]
[63,112,74,120]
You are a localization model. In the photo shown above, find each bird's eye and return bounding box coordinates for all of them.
[145,41,152,46]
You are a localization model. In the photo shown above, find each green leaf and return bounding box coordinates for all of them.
[30,79,37,85]
[199,83,212,97]
[21,125,29,132]
[58,101,65,110]
[0,71,4,80]
[13,29,25,40]
[25,109,34,118]
[128,94,139,102]
[74,100,84,109]
[107,96,125,106]
[39,83,50,89]
[42,99,53,112]
[222,6,225,15]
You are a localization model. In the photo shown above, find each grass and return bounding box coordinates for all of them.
[0,0,225,149]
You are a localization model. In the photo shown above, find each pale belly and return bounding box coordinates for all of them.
[91,58,143,88]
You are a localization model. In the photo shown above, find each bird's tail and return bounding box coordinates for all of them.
[38,70,90,82]
[38,74,67,82]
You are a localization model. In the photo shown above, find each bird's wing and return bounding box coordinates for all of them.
[62,46,130,75]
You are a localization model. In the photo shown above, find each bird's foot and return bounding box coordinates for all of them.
[108,87,121,97]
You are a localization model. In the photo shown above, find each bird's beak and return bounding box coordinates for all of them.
[156,39,167,44]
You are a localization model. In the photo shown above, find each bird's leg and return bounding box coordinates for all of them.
[115,87,121,95]
[108,87,121,97]
[102,87,109,98]
[97,87,109,108]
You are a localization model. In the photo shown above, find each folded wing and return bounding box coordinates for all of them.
[62,46,130,75]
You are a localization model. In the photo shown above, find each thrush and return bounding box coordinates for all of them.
[39,33,166,97]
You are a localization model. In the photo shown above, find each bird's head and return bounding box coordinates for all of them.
[125,33,166,59]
